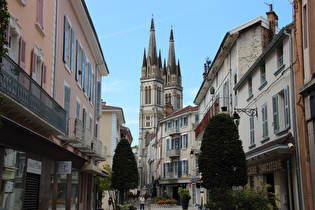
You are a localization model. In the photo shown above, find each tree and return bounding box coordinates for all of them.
[111,138,139,204]
[198,113,247,208]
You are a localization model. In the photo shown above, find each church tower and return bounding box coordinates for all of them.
[138,16,183,190]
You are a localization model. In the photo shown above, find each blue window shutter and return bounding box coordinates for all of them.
[163,163,166,177]
[180,135,182,149]
[167,139,169,151]
[272,94,279,133]
[63,15,68,63]
[82,50,86,90]
[165,124,167,132]
[92,73,95,105]
[180,118,183,127]
[185,160,188,176]
[75,40,80,81]
[170,162,173,172]
[88,63,92,99]
[178,161,182,178]
[70,28,75,72]
[171,139,174,149]
[284,86,290,129]
[185,134,188,148]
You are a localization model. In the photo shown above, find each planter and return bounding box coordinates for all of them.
[221,106,227,111]
[181,199,189,210]
[153,204,177,208]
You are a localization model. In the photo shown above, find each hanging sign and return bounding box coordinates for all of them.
[58,161,72,174]
[27,158,42,175]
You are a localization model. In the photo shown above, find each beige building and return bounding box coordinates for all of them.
[0,0,108,209]
[194,6,283,206]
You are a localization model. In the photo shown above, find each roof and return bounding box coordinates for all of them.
[234,23,294,91]
[102,104,125,124]
[160,105,198,122]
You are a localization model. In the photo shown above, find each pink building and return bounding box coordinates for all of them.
[0,0,108,209]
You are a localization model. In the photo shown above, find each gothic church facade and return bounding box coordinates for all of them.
[138,17,183,189]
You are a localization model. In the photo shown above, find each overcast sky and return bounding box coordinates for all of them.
[85,0,293,146]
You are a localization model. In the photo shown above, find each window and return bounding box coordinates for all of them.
[36,0,44,31]
[272,86,290,133]
[181,134,188,148]
[248,77,253,100]
[31,47,46,88]
[157,87,161,105]
[177,94,180,108]
[64,86,71,134]
[223,80,229,110]
[165,93,171,104]
[259,64,267,90]
[249,115,255,146]
[89,116,92,131]
[95,123,98,138]
[182,160,188,176]
[63,15,75,72]
[145,116,150,127]
[145,86,151,104]
[262,103,269,140]
[275,45,285,75]
[183,116,188,126]
[87,63,92,98]
[234,72,238,106]
[164,123,167,132]
[82,108,87,129]
[166,138,170,151]
[195,114,199,124]
[76,100,80,119]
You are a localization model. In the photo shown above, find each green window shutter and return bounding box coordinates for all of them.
[75,40,80,81]
[272,94,279,133]
[284,86,290,129]
[88,63,92,99]
[262,103,268,138]
[81,50,86,90]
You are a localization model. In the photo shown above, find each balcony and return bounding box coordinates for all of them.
[166,148,180,158]
[90,140,106,161]
[0,56,67,135]
[195,97,229,139]
[167,126,180,135]
[166,172,178,179]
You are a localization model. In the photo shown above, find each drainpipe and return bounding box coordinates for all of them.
[52,0,59,99]
[284,28,304,210]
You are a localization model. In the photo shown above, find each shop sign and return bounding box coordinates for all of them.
[58,161,72,174]
[27,158,42,175]
[5,180,14,193]
[248,159,283,175]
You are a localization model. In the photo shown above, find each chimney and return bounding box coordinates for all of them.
[266,4,278,40]
[164,103,173,117]
[203,63,207,80]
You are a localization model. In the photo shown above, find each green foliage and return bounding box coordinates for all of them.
[0,0,9,58]
[178,187,191,200]
[116,203,136,210]
[199,114,247,207]
[111,139,139,203]
[96,164,113,192]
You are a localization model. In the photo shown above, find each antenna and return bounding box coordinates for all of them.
[264,2,273,11]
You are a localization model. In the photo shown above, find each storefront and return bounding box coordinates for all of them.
[0,118,89,209]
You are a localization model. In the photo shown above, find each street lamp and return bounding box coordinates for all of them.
[232,107,257,119]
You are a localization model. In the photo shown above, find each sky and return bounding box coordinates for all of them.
[85,0,293,147]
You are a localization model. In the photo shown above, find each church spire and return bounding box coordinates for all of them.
[142,48,147,67]
[148,15,157,66]
[167,26,176,75]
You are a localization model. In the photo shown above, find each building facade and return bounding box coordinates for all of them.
[234,23,299,209]
[156,106,200,206]
[0,0,108,209]
[193,7,283,206]
[138,17,183,192]
[293,0,315,209]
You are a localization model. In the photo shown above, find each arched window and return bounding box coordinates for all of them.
[145,86,148,104]
[157,87,161,105]
[148,86,151,104]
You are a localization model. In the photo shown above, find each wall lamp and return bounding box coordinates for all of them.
[232,107,257,119]
[190,149,200,158]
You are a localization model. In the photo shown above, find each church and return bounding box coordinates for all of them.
[138,16,183,191]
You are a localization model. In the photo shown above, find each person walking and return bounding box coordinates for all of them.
[108,196,113,210]
[139,195,145,210]
[146,196,151,210]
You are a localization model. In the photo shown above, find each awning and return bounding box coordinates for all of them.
[81,163,108,177]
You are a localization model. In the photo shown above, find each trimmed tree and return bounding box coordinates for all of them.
[111,138,139,204]
[198,113,247,208]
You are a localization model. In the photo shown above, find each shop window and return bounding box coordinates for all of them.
[0,149,26,209]
[71,169,79,208]
[57,174,67,208]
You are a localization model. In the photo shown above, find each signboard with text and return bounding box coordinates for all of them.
[58,161,72,174]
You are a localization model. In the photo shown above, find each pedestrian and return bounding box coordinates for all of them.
[139,195,145,210]
[147,196,151,210]
[108,196,113,210]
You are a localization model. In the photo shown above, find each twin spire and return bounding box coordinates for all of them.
[143,15,181,77]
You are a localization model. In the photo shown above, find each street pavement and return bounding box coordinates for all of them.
[134,201,197,210]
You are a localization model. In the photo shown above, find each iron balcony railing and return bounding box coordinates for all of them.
[166,172,178,179]
[0,56,66,134]
[166,148,180,158]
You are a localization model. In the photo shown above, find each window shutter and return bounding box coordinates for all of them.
[171,139,174,149]
[272,94,279,133]
[170,162,173,172]
[75,40,80,81]
[63,15,68,63]
[178,161,182,178]
[284,86,290,129]
[166,139,169,151]
[185,160,188,176]
[262,104,268,138]
[163,163,166,177]
[88,63,92,99]
[250,116,255,145]
[97,82,101,103]
[41,63,47,90]
[180,135,182,149]
[36,0,44,28]
[92,73,95,105]
[31,50,37,80]
[81,50,86,90]
[185,134,188,148]
[19,36,26,71]
[76,101,80,119]
[180,118,182,127]
[83,108,87,129]
[70,28,75,72]
[64,86,71,133]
